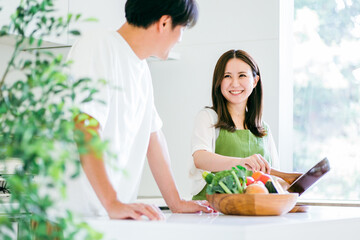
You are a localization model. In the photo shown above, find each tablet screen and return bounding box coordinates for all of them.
[288,158,330,196]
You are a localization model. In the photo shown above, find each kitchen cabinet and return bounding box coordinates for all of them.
[0,203,30,240]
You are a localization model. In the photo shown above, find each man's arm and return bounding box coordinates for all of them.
[147,130,212,213]
[74,113,164,220]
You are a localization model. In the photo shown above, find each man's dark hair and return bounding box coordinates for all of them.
[125,0,198,29]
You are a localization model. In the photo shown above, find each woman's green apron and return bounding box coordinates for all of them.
[192,128,272,200]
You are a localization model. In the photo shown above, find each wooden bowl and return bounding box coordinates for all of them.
[206,193,298,216]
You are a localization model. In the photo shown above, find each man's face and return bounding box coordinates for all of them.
[158,25,185,60]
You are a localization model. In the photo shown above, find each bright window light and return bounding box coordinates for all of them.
[293,0,360,201]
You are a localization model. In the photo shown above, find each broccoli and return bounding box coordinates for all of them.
[205,165,249,195]
[202,171,214,184]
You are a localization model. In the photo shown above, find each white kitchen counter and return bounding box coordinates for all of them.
[85,205,360,240]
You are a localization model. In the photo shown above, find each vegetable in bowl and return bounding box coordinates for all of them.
[204,165,251,195]
[204,165,279,195]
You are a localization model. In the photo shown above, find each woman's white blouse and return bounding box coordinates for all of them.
[189,108,280,195]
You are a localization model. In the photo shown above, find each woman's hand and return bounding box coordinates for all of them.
[238,154,270,174]
[169,199,215,213]
[105,201,165,220]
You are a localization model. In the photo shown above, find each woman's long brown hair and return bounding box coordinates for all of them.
[211,49,266,137]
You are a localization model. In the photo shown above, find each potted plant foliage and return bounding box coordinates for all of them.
[0,0,108,239]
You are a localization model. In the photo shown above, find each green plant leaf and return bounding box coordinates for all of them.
[87,118,99,127]
[84,17,98,22]
[0,0,112,238]
[81,96,93,103]
[0,25,9,37]
[87,129,98,136]
[69,30,80,36]
[22,60,32,69]
[76,113,90,122]
[75,13,81,21]
[37,38,43,47]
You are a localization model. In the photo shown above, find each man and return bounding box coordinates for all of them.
[67,0,212,220]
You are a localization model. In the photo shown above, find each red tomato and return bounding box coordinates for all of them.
[259,174,271,184]
[246,176,255,186]
[252,171,264,181]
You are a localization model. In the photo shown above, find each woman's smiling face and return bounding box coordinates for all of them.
[220,58,259,106]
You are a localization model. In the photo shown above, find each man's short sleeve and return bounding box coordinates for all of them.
[150,105,163,133]
[67,34,111,128]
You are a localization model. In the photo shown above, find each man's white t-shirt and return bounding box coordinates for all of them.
[64,30,162,217]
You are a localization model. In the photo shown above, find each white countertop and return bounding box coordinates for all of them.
[85,205,360,240]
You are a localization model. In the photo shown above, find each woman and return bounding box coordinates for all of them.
[190,49,280,200]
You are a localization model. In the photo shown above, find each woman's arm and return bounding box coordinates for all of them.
[193,150,270,174]
[191,109,270,174]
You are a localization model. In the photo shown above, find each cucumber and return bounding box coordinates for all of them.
[265,181,278,193]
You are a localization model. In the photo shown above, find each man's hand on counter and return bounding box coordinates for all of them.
[106,201,165,221]
[168,199,215,214]
[146,131,215,215]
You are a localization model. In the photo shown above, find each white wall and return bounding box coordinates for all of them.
[68,0,126,44]
[138,0,293,198]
